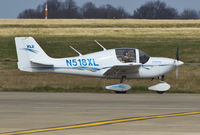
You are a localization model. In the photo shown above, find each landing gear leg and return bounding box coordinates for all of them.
[158,75,165,81]
[120,76,126,83]
[156,75,165,94]
[161,75,165,81]
[115,76,127,94]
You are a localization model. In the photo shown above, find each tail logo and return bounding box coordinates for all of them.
[22,45,38,53]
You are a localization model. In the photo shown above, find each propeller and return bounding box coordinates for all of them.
[176,65,179,79]
[175,47,184,79]
[176,47,179,79]
[176,46,179,61]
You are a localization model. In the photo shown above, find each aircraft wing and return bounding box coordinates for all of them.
[103,64,141,77]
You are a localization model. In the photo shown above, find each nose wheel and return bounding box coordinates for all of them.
[151,75,169,94]
[156,91,165,94]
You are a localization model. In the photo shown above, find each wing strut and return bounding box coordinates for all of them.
[69,46,82,56]
[94,40,106,51]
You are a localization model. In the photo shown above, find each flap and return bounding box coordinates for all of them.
[103,64,141,77]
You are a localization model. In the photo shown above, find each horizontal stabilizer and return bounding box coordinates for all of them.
[30,58,53,66]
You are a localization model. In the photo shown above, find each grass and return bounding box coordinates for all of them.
[0,64,199,93]
[0,19,199,93]
[1,19,200,28]
[1,20,200,62]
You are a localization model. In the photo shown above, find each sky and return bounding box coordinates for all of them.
[0,0,200,18]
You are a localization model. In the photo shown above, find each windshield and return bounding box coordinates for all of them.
[115,49,136,63]
[139,50,150,64]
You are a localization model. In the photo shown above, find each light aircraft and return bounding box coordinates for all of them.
[15,37,184,94]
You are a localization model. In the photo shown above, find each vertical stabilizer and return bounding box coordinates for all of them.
[15,37,51,72]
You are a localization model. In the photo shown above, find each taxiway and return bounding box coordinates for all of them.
[0,92,200,135]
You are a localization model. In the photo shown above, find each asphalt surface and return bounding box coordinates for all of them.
[0,92,200,135]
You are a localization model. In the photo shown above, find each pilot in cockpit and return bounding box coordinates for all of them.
[123,50,132,63]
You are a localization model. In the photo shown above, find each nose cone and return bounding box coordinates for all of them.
[175,60,184,66]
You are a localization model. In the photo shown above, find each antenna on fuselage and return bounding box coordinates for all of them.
[69,46,82,56]
[94,40,106,51]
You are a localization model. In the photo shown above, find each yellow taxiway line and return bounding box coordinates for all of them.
[1,111,200,135]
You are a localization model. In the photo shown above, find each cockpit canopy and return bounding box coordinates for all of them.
[138,50,150,64]
[115,48,136,63]
[115,48,150,64]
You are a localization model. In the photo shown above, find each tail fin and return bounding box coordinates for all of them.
[15,37,53,72]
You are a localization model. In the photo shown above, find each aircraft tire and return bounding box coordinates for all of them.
[156,91,165,94]
[115,91,127,94]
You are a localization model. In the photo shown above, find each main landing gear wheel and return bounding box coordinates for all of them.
[115,91,127,94]
[105,76,130,94]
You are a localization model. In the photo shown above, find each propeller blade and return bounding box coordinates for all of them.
[176,47,179,60]
[176,67,179,79]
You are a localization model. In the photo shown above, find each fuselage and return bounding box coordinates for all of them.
[35,48,177,79]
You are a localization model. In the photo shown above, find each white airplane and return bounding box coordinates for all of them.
[15,37,184,94]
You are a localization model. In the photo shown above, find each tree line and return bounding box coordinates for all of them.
[18,0,200,19]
